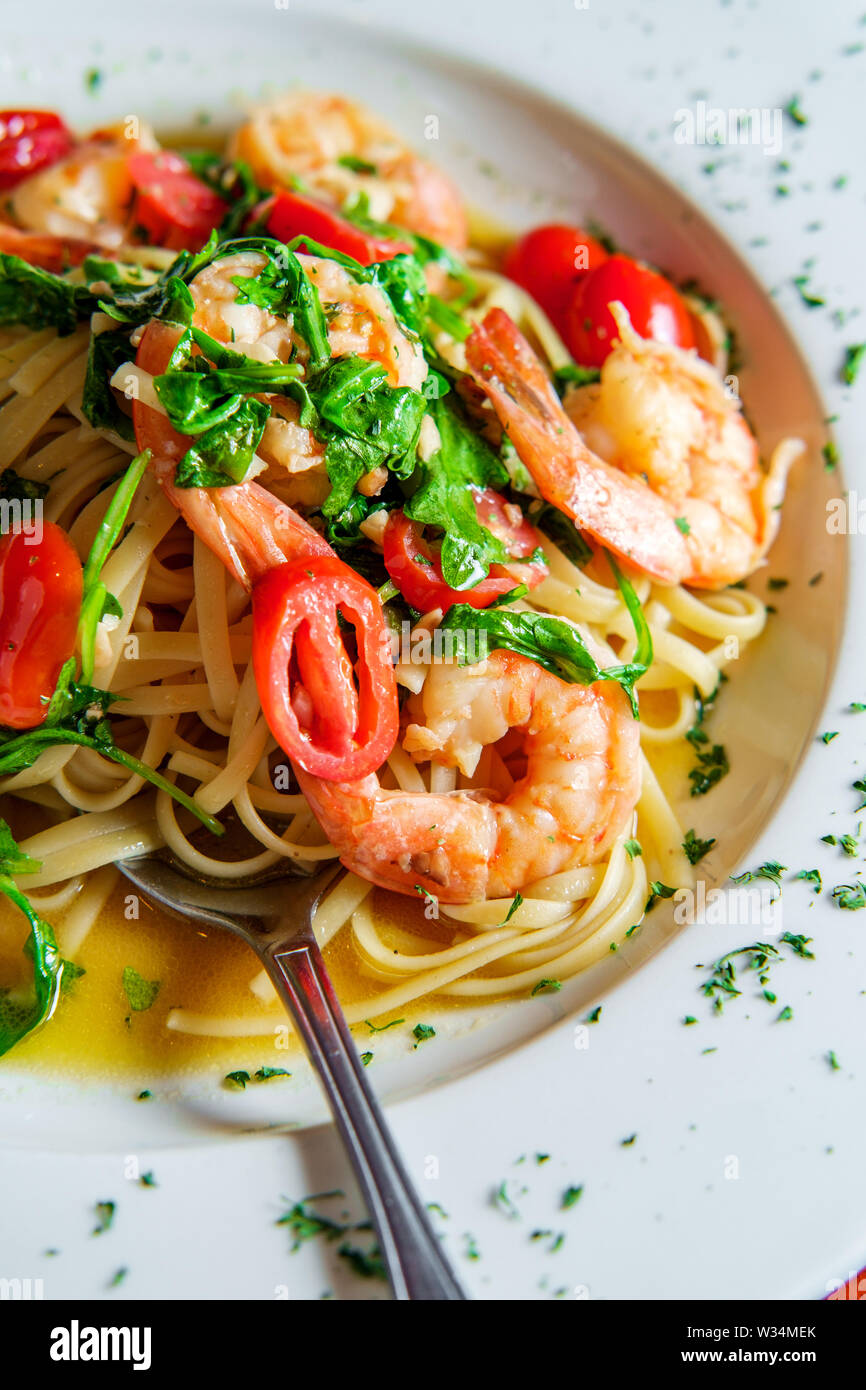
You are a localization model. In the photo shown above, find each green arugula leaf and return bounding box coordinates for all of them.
[0,470,48,503]
[404,396,509,589]
[0,821,63,1058]
[173,398,270,488]
[82,327,137,441]
[439,554,651,717]
[0,253,96,334]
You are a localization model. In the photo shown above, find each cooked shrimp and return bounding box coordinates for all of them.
[295,650,641,903]
[8,122,159,251]
[466,305,796,590]
[131,248,426,586]
[229,91,468,250]
[0,222,98,272]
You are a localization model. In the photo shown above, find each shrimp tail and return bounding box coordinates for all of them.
[465,308,691,586]
[156,466,332,590]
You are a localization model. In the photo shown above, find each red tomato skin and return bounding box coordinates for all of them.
[252,557,398,781]
[563,253,695,366]
[502,224,609,331]
[127,151,228,251]
[265,190,412,264]
[0,110,74,190]
[0,523,83,729]
[383,495,546,614]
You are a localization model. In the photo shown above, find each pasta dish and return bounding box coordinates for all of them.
[0,93,802,1064]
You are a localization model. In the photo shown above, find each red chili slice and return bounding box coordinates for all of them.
[252,556,398,781]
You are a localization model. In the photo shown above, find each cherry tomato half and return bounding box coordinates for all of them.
[252,556,398,781]
[0,110,74,191]
[0,522,83,729]
[563,253,695,366]
[265,189,413,265]
[502,223,609,333]
[383,490,546,613]
[127,151,229,251]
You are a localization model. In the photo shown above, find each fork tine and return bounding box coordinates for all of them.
[117,853,345,939]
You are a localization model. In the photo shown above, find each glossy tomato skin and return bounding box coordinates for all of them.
[563,253,695,366]
[0,110,74,190]
[127,151,228,251]
[265,190,412,264]
[252,556,398,781]
[0,523,83,729]
[502,224,609,331]
[383,491,546,613]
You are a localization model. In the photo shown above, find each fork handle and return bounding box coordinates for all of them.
[264,939,466,1301]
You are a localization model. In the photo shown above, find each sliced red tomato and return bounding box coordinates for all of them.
[252,556,398,781]
[0,223,96,273]
[127,151,228,251]
[0,522,83,729]
[563,253,695,366]
[383,491,546,613]
[265,189,412,265]
[0,111,74,191]
[502,223,609,332]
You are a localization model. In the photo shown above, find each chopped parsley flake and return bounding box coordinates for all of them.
[92,1201,115,1236]
[683,828,716,864]
[842,343,866,385]
[784,95,808,126]
[795,868,822,893]
[121,966,160,1013]
[531,978,562,996]
[832,881,866,910]
[729,860,786,890]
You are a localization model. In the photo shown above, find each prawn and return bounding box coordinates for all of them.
[229,91,468,251]
[131,248,426,587]
[466,305,796,590]
[295,649,641,903]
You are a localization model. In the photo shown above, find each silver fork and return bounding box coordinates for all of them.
[117,852,466,1301]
